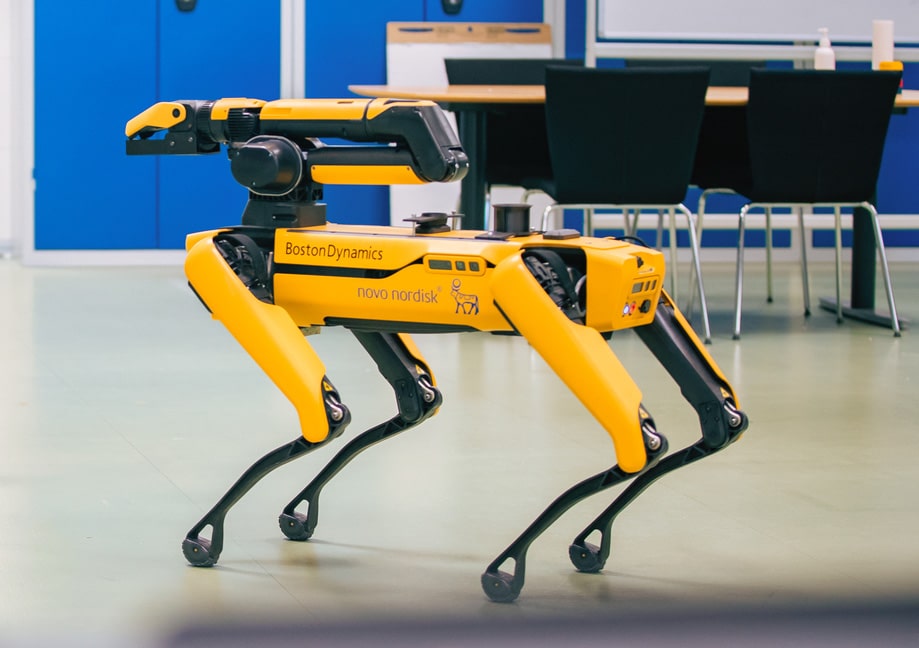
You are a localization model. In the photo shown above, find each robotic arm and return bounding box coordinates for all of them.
[128,97,466,193]
[126,97,747,603]
[127,96,468,227]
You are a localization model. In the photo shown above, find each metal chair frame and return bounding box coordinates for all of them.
[734,200,900,339]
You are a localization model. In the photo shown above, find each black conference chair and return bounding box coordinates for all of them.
[444,57,584,86]
[536,65,712,342]
[626,59,766,320]
[444,58,583,224]
[733,68,902,339]
[683,59,764,220]
[625,58,765,87]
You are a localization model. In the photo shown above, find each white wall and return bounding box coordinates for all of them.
[0,0,14,255]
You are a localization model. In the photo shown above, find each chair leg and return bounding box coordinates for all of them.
[734,205,750,340]
[665,208,679,302]
[865,202,902,336]
[834,206,844,323]
[685,192,708,321]
[797,207,811,317]
[521,189,545,205]
[696,192,708,240]
[624,208,636,237]
[541,204,562,231]
[765,207,774,303]
[677,203,711,344]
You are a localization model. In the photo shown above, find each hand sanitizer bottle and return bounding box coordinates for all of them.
[814,27,836,70]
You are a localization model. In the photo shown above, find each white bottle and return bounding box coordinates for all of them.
[814,27,836,70]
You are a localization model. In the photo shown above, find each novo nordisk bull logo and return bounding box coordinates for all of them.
[451,279,479,315]
[355,279,480,316]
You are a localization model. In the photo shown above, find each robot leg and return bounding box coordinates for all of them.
[567,291,748,576]
[181,232,352,567]
[278,330,442,542]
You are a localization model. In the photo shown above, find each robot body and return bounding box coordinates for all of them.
[127,97,748,602]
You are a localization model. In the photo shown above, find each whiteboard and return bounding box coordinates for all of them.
[598,0,919,43]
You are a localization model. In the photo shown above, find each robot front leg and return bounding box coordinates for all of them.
[567,291,748,575]
[181,232,352,567]
[279,330,442,542]
[183,435,331,567]
[181,372,351,567]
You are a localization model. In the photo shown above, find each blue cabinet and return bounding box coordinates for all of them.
[34,0,542,248]
[424,0,542,22]
[304,0,420,228]
[156,0,280,249]
[34,2,159,249]
[34,0,279,250]
[305,0,543,228]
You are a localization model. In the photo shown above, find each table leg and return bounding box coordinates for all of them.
[456,109,488,231]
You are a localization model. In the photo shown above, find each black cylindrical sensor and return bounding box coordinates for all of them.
[493,203,531,234]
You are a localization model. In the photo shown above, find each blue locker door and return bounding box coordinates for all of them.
[305,0,421,227]
[305,1,542,227]
[157,0,281,248]
[34,1,158,249]
[424,0,542,22]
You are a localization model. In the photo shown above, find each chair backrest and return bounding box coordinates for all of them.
[691,105,753,195]
[746,69,901,203]
[626,59,765,195]
[443,58,582,189]
[543,66,710,205]
[444,58,583,85]
[625,58,765,87]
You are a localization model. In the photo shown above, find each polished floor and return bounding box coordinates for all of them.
[1,256,919,646]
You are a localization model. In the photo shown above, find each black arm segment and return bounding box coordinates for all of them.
[636,293,747,449]
[125,97,468,185]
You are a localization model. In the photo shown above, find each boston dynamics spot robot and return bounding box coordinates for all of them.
[126,97,748,602]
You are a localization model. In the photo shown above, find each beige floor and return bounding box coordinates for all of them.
[1,256,918,646]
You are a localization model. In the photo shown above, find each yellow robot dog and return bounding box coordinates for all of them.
[126,97,748,603]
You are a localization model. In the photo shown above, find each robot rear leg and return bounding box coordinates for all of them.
[567,294,748,577]
[279,330,442,542]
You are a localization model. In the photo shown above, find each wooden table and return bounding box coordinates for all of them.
[350,83,919,330]
[350,83,919,107]
[350,85,919,225]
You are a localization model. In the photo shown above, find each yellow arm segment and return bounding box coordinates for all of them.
[491,251,648,474]
[126,97,468,186]
[185,233,334,443]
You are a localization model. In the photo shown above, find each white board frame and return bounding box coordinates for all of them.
[587,0,919,65]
